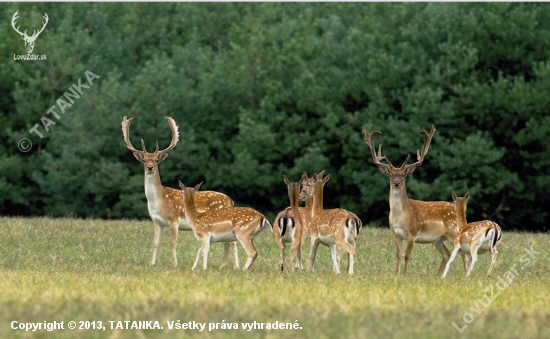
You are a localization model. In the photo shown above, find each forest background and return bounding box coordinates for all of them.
[1,2,549,232]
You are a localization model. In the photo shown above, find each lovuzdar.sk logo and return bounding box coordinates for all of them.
[11,10,48,61]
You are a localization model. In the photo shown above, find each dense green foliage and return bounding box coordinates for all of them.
[1,3,549,230]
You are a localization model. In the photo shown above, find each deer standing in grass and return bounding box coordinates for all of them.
[122,116,239,267]
[364,125,466,275]
[306,172,361,274]
[300,172,361,271]
[442,192,502,277]
[179,181,271,270]
[273,173,311,272]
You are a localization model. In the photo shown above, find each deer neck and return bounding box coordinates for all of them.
[456,204,468,229]
[389,181,411,214]
[311,184,324,217]
[181,191,197,229]
[144,167,164,202]
[305,197,312,210]
[289,186,300,210]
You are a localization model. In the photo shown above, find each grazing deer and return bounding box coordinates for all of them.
[442,192,502,277]
[305,172,361,274]
[273,173,310,272]
[179,181,271,270]
[11,11,49,54]
[122,116,238,267]
[364,125,466,275]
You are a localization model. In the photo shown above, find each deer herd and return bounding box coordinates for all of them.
[122,116,503,278]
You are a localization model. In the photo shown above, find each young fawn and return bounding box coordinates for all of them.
[273,174,310,271]
[442,192,502,277]
[179,181,271,270]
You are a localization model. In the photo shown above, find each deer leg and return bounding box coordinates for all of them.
[201,236,211,270]
[434,238,450,276]
[280,241,286,272]
[231,242,239,269]
[330,243,340,274]
[460,252,468,273]
[442,241,461,278]
[487,248,499,277]
[394,237,403,274]
[291,238,302,272]
[335,240,355,275]
[295,241,303,270]
[467,245,479,276]
[273,234,285,272]
[403,236,416,274]
[150,222,162,266]
[307,237,320,272]
[219,242,239,269]
[238,236,258,271]
[170,223,179,267]
[192,245,202,271]
[219,243,230,269]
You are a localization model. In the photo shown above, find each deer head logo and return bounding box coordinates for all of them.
[11,11,49,54]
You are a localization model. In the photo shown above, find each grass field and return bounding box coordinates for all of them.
[0,217,549,339]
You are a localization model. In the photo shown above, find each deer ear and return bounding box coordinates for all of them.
[178,180,186,190]
[403,166,416,177]
[283,175,290,186]
[157,153,168,163]
[379,167,392,177]
[323,174,331,183]
[133,152,144,162]
[452,191,457,202]
[194,181,203,193]
[464,192,470,202]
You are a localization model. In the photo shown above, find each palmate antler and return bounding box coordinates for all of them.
[121,116,179,154]
[363,126,392,171]
[363,125,435,171]
[402,125,436,171]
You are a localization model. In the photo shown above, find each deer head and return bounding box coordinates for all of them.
[12,11,49,54]
[122,116,179,175]
[364,125,436,189]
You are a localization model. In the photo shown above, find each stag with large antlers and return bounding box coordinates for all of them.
[12,11,49,54]
[122,116,239,267]
[364,125,466,275]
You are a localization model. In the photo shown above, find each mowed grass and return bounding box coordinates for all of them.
[0,217,549,339]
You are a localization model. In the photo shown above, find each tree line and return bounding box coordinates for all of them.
[1,2,549,231]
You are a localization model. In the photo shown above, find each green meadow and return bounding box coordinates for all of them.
[0,217,548,339]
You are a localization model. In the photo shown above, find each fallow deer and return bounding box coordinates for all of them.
[273,173,309,272]
[300,172,361,272]
[306,172,361,274]
[364,125,466,275]
[442,192,502,277]
[122,116,238,267]
[179,181,271,270]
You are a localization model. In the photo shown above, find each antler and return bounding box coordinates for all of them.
[157,117,179,154]
[121,116,179,154]
[31,13,49,39]
[121,116,144,154]
[11,11,26,37]
[402,125,436,171]
[363,126,391,171]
